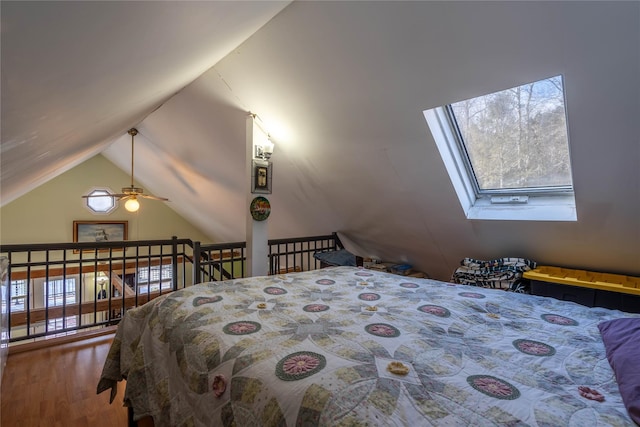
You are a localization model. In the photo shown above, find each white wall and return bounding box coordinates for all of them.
[0,154,213,245]
[3,2,636,282]
[136,1,639,280]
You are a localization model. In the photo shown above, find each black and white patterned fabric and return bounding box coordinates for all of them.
[451,257,537,292]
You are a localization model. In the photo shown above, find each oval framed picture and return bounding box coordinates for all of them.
[250,196,271,221]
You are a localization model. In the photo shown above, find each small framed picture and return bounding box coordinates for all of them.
[73,220,128,252]
[251,160,272,194]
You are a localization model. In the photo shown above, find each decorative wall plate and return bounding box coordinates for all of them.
[250,196,271,221]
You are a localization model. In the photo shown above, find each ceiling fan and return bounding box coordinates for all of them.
[83,128,169,212]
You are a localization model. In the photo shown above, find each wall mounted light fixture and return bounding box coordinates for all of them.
[254,137,275,160]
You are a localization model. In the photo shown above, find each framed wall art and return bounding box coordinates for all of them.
[251,160,272,194]
[249,196,271,221]
[73,220,128,246]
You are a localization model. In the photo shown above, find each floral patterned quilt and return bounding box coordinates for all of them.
[97,266,639,426]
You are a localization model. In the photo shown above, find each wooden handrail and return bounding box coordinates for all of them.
[9,291,163,327]
[111,274,135,297]
[9,256,183,280]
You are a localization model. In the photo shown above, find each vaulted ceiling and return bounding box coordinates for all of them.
[1,0,290,202]
[2,1,639,280]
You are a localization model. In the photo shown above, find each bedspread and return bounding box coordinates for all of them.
[97,266,639,426]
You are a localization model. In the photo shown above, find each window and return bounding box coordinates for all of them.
[9,280,27,311]
[137,265,173,293]
[48,316,77,332]
[85,188,117,214]
[2,279,27,313]
[45,278,76,306]
[424,75,576,221]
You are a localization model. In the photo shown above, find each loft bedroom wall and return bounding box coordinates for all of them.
[128,1,639,281]
[1,2,638,282]
[0,1,292,206]
[0,155,212,245]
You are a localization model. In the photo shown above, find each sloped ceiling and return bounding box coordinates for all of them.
[1,0,290,203]
[2,1,639,280]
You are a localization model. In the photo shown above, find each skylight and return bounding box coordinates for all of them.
[424,75,577,221]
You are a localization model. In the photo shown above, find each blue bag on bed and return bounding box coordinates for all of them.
[313,249,358,267]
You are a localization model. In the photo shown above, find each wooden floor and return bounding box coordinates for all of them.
[1,334,128,427]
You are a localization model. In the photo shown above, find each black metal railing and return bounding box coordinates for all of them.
[193,241,247,283]
[0,233,342,344]
[1,237,194,344]
[268,233,343,274]
[191,233,343,282]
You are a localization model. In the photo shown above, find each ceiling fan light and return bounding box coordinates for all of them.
[124,197,140,212]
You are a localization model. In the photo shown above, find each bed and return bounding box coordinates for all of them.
[97,266,640,426]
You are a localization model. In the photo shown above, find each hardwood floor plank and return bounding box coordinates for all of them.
[1,334,128,427]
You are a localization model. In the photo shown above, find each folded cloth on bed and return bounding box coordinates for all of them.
[451,257,537,291]
[598,318,640,425]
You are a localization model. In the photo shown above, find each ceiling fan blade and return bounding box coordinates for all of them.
[140,194,169,201]
[83,191,167,201]
[82,193,129,198]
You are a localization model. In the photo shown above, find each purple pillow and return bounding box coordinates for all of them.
[598,318,640,425]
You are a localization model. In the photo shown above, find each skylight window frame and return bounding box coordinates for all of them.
[424,75,577,222]
[443,104,483,197]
